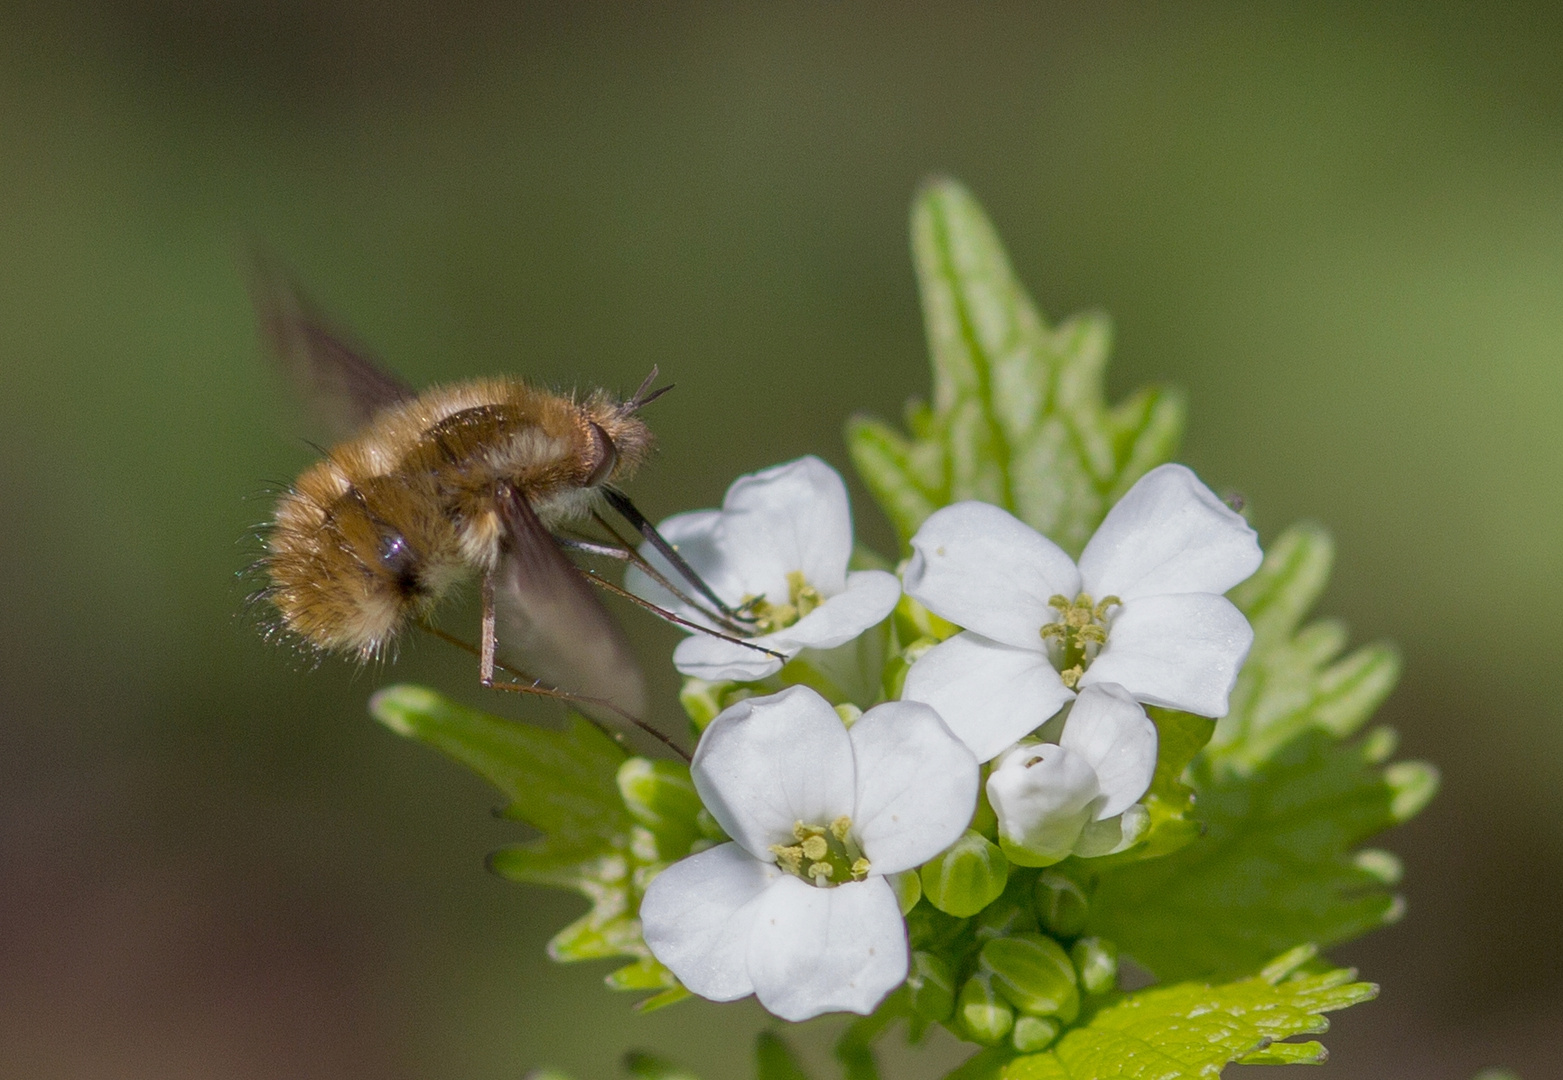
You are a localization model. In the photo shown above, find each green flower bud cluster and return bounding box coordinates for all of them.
[899,865,1119,1053]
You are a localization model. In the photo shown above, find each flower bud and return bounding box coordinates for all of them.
[890,869,922,914]
[906,951,956,1022]
[617,758,702,859]
[1011,1015,1060,1053]
[920,830,1009,917]
[957,971,1015,1045]
[974,894,1038,943]
[1034,871,1089,937]
[678,678,728,731]
[979,933,1080,1023]
[1071,936,1117,996]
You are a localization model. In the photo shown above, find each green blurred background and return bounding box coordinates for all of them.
[1,3,1559,1077]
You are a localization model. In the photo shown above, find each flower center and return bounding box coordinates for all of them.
[1039,592,1120,688]
[769,817,870,887]
[742,570,824,634]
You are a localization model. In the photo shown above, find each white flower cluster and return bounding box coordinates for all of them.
[628,457,1261,1021]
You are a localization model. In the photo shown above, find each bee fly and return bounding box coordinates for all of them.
[249,260,772,752]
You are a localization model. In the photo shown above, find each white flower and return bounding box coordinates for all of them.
[986,683,1157,866]
[625,456,901,682]
[901,463,1262,762]
[638,685,978,1021]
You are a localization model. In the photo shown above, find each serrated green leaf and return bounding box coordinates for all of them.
[607,956,678,992]
[1086,730,1437,981]
[633,985,693,1013]
[617,758,701,860]
[848,179,1184,555]
[1003,949,1375,1079]
[1212,525,1401,770]
[371,685,629,844]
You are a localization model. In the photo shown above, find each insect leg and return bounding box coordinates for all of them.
[568,520,754,636]
[574,570,787,664]
[436,585,691,762]
[600,486,757,625]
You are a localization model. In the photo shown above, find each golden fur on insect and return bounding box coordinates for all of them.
[263,378,653,660]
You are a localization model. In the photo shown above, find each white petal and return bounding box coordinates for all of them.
[717,456,854,597]
[624,509,735,629]
[848,701,979,875]
[904,502,1079,650]
[1080,593,1255,717]
[768,571,900,653]
[672,631,788,682]
[1058,683,1158,819]
[639,843,779,1002]
[1077,464,1262,601]
[986,743,1100,865]
[746,875,909,1021]
[692,686,856,859]
[900,633,1074,763]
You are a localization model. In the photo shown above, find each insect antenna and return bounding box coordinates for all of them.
[416,619,691,762]
[624,365,675,413]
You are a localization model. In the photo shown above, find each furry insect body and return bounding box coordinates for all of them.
[264,377,654,661]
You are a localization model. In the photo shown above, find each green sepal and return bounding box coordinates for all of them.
[847,178,1184,555]
[755,1032,814,1080]
[979,933,1080,1023]
[1070,937,1117,997]
[1033,872,1089,938]
[1010,1016,1060,1054]
[957,971,1016,1045]
[922,830,1010,917]
[370,685,628,845]
[678,678,729,732]
[907,950,957,1022]
[1087,729,1438,982]
[1082,706,1213,869]
[1003,946,1376,1079]
[617,758,702,860]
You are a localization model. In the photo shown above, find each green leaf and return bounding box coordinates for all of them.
[847,178,1184,555]
[755,1032,813,1080]
[1003,946,1376,1079]
[371,685,629,844]
[617,758,702,860]
[1086,729,1437,981]
[1212,525,1402,770]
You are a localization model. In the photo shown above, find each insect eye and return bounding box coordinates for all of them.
[378,532,416,576]
[586,422,619,487]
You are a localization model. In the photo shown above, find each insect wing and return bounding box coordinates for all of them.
[492,485,650,726]
[249,256,415,441]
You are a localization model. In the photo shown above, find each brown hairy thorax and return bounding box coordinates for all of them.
[263,377,655,660]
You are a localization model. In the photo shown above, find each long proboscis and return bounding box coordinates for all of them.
[600,486,758,627]
[415,621,692,761]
